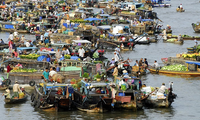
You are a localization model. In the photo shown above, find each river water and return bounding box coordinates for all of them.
[1,0,200,119]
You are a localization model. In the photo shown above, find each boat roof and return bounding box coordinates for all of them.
[51,43,71,46]
[99,14,110,17]
[37,51,56,55]
[17,47,38,51]
[97,25,111,30]
[81,80,109,87]
[72,40,91,43]
[186,61,200,65]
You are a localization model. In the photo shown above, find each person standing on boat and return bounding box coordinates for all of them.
[43,68,49,82]
[7,63,12,79]
[152,60,159,69]
[162,28,167,40]
[180,4,183,9]
[144,58,148,69]
[56,48,62,61]
[112,65,118,82]
[158,83,168,94]
[20,35,26,43]
[13,81,20,98]
[115,45,120,54]
[2,88,11,99]
[49,67,57,82]
[78,47,85,60]
[194,39,198,49]
[177,34,181,41]
[109,58,115,66]
[114,52,119,62]
[8,39,13,54]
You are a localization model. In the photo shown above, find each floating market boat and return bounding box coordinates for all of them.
[114,77,143,110]
[176,8,185,12]
[141,82,177,108]
[0,22,29,33]
[30,82,75,111]
[192,22,200,33]
[163,38,184,44]
[149,61,200,76]
[73,81,113,112]
[167,35,200,40]
[4,95,28,104]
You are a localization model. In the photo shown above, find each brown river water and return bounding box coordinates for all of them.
[1,0,200,119]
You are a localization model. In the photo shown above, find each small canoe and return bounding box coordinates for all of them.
[176,8,185,12]
[1,28,29,33]
[4,95,28,104]
[167,36,200,40]
[0,86,7,91]
[149,68,200,76]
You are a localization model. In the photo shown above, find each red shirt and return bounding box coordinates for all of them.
[8,41,13,47]
[7,65,12,73]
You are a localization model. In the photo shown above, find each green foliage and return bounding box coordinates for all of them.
[82,72,89,78]
[95,73,101,78]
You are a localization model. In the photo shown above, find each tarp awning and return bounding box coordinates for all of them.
[5,24,14,29]
[97,25,111,30]
[17,47,38,51]
[142,19,154,22]
[72,40,91,43]
[186,61,200,66]
[84,17,102,21]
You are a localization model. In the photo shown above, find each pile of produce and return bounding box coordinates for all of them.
[161,64,187,71]
[182,53,200,58]
[19,54,40,60]
[167,34,200,38]
[167,38,176,42]
[70,19,90,23]
[93,52,99,58]
[64,54,71,59]
[11,68,37,73]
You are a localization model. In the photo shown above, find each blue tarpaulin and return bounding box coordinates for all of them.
[70,56,79,60]
[84,18,102,21]
[186,61,200,66]
[5,25,14,29]
[141,19,154,22]
[17,47,37,51]
[37,55,47,62]
[63,23,68,28]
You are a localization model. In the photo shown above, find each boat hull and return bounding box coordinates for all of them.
[149,68,200,76]
[4,95,28,104]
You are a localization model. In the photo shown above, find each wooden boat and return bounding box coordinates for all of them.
[141,83,177,108]
[73,81,113,113]
[192,22,200,33]
[150,68,200,76]
[0,22,29,33]
[152,4,171,8]
[163,38,184,44]
[176,8,185,12]
[167,36,200,40]
[31,82,75,111]
[1,28,29,33]
[113,77,143,110]
[4,95,28,104]
[149,61,200,76]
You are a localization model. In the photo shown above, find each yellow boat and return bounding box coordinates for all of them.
[149,61,200,76]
